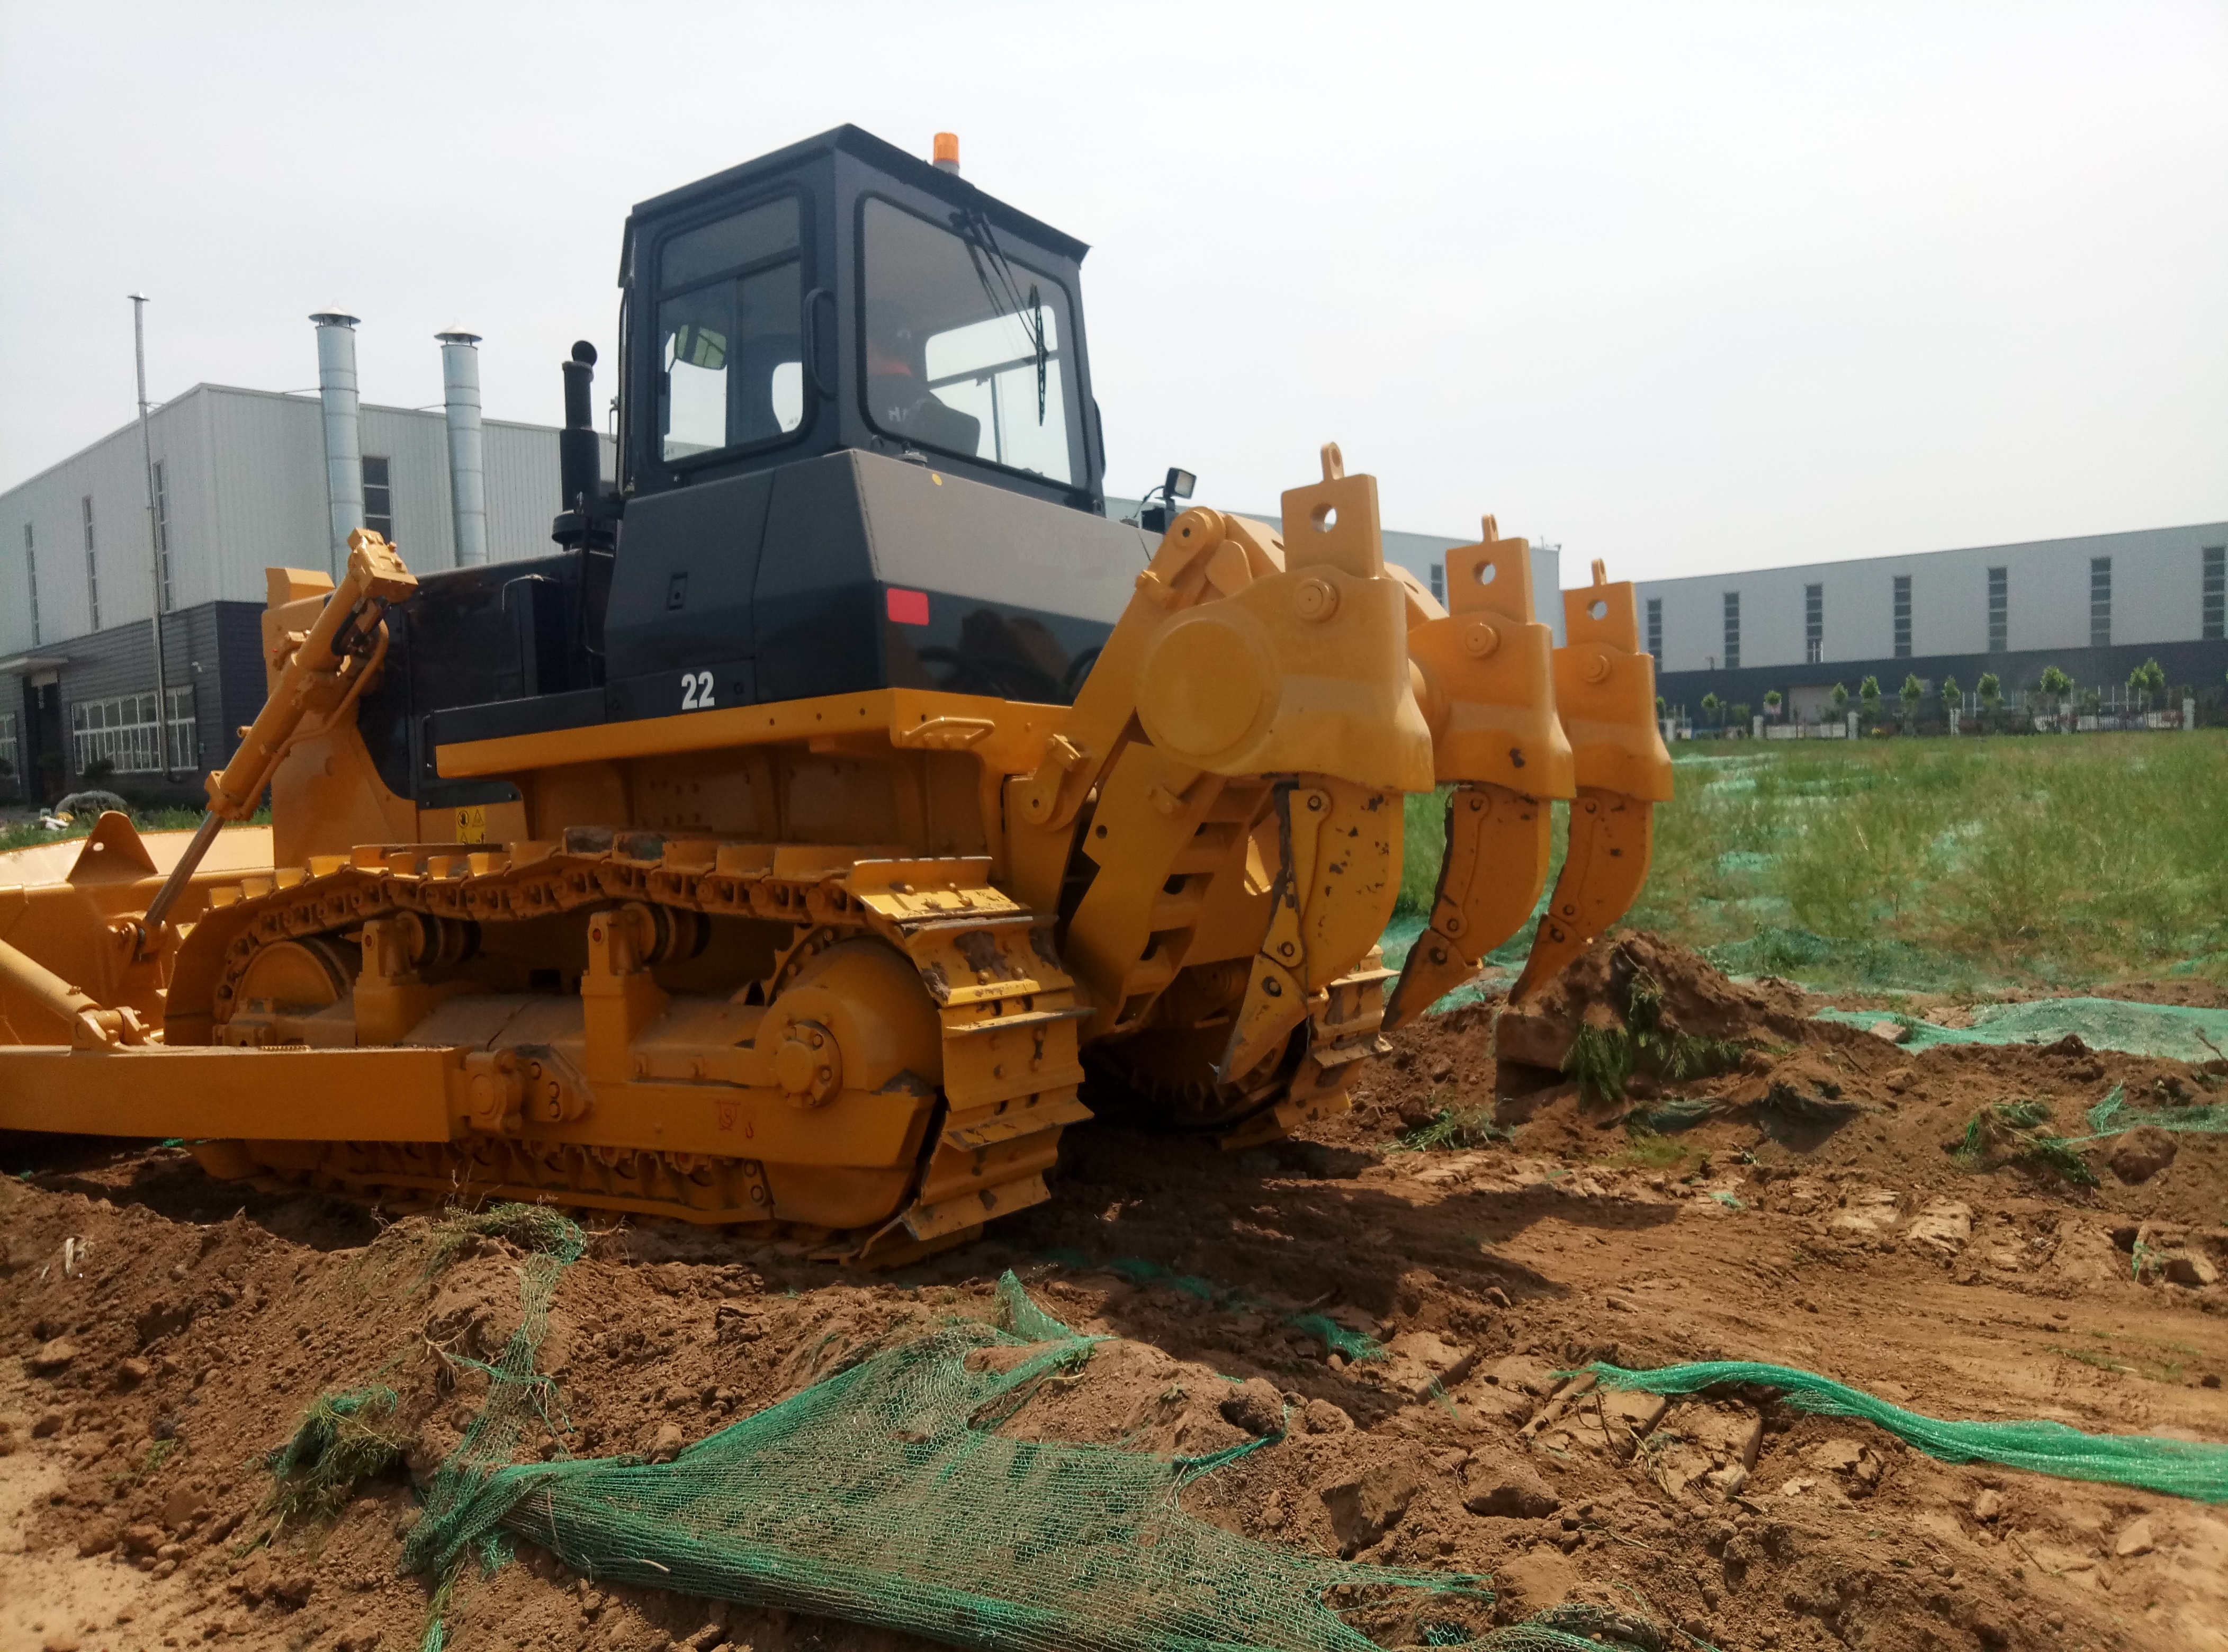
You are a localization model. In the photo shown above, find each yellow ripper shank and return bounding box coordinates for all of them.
[1508,560,1675,1002]
[1385,517,1572,1028]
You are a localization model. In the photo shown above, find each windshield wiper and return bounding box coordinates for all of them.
[953,208,1049,424]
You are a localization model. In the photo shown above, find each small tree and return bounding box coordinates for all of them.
[1940,675,1960,715]
[1700,691,1720,730]
[1731,703,1751,730]
[1655,695,1666,719]
[1977,671,2001,708]
[1858,675,1881,721]
[1763,688,1782,720]
[1896,674,1922,732]
[1830,681,1849,711]
[2038,665,2072,700]
[2127,657,2166,711]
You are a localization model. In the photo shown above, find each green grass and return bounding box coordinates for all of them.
[1618,1128,1689,1171]
[1393,1104,1510,1151]
[1954,1099,2099,1187]
[1400,732,2228,990]
[263,1386,407,1527]
[0,803,262,856]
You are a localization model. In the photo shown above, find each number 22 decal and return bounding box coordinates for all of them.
[679,670,716,710]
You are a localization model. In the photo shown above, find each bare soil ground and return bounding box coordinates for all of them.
[3,939,2225,1652]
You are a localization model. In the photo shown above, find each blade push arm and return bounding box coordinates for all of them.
[141,531,417,936]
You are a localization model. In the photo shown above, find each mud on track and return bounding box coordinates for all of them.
[3,945,2225,1652]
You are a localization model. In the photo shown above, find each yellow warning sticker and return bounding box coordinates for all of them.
[455,805,487,844]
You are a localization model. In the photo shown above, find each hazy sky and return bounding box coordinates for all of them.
[3,2,2222,582]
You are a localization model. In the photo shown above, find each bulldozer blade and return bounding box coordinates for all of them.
[1383,780,1549,1029]
[1508,787,1656,1003]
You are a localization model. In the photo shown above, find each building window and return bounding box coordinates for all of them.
[2090,556,2111,648]
[2204,546,2225,641]
[69,687,195,776]
[1646,597,1663,661]
[1804,583,1822,664]
[153,460,173,612]
[0,710,17,783]
[1892,574,1911,658]
[23,523,39,645]
[1987,565,2007,653]
[82,494,100,631]
[1429,561,1444,603]
[363,455,393,542]
[1722,591,1740,671]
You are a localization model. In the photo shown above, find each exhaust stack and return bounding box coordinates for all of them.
[436,327,488,567]
[310,309,363,577]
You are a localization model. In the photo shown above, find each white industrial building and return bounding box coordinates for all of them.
[0,320,610,805]
[1638,522,2227,724]
[0,383,583,648]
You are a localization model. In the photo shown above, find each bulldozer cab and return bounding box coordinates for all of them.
[619,125,1106,517]
[339,128,1149,807]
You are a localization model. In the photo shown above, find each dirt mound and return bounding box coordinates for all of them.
[1496,930,1814,1074]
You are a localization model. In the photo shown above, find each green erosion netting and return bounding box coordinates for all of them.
[398,1204,586,1648]
[1703,927,1990,994]
[1814,998,2228,1062]
[1038,1249,1387,1363]
[408,1256,1523,1652]
[1586,1362,2228,1504]
[2085,1082,2228,1137]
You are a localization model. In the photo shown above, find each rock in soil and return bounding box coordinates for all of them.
[2107,1125,2179,1184]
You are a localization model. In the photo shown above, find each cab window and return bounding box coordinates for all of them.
[859,197,1078,486]
[657,195,804,462]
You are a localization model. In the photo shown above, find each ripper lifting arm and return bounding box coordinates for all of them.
[139,530,418,938]
[1010,445,1434,1079]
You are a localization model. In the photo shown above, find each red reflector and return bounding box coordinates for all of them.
[886,587,930,625]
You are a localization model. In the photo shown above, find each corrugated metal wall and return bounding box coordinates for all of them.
[200,387,330,600]
[0,412,173,653]
[1,385,612,647]
[1637,522,2228,676]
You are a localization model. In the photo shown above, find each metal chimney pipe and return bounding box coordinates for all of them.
[310,309,363,578]
[436,327,488,567]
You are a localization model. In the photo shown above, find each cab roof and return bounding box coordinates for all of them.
[624,124,1092,273]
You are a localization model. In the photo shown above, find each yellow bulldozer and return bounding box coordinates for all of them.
[0,127,1669,1262]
